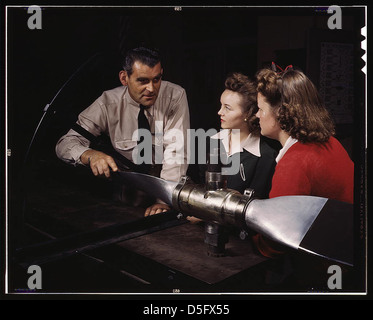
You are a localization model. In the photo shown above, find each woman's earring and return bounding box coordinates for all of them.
[244,118,247,122]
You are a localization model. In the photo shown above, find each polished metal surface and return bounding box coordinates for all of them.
[116,171,178,205]
[172,181,250,228]
[245,196,328,250]
[205,171,226,190]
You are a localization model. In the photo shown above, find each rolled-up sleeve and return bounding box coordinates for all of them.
[55,98,108,166]
[55,130,91,166]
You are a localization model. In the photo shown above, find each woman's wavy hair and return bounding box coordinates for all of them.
[224,72,260,134]
[255,67,335,143]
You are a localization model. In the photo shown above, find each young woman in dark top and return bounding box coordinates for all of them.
[200,72,280,198]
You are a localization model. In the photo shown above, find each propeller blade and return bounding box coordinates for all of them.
[114,171,178,206]
[245,196,353,266]
[298,198,353,266]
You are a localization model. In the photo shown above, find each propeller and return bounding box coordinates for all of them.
[114,171,354,266]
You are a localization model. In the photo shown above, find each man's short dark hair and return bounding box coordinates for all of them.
[123,47,161,76]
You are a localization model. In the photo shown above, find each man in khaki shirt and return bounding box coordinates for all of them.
[56,47,190,215]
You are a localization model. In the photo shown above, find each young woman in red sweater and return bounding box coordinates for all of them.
[252,65,354,258]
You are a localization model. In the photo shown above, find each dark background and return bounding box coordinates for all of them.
[2,5,368,295]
